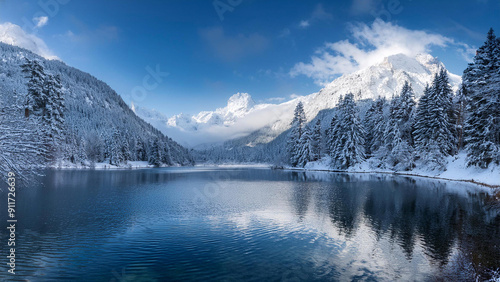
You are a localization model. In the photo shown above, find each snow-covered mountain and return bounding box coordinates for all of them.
[134,53,460,147]
[0,42,193,167]
[167,92,256,129]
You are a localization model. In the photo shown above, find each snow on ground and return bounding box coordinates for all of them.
[196,163,271,168]
[51,160,154,170]
[411,152,500,187]
[51,154,498,190]
[295,154,500,189]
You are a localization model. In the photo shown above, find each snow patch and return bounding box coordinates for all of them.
[135,53,460,148]
[293,153,500,190]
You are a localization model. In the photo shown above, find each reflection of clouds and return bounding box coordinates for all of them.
[206,194,434,280]
[15,169,499,280]
[199,172,496,280]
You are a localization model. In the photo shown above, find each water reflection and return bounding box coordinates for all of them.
[0,168,498,281]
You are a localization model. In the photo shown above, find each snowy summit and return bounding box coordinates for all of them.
[135,53,460,147]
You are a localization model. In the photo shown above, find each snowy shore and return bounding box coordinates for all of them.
[50,156,499,190]
[284,153,500,189]
[51,161,155,170]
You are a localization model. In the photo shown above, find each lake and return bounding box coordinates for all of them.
[0,167,499,281]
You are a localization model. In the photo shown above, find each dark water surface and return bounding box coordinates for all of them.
[0,167,499,281]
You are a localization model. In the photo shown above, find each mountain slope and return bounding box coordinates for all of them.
[0,42,193,168]
[135,53,460,148]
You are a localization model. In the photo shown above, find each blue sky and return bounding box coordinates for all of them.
[0,0,499,116]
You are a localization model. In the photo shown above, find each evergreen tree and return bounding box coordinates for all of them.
[161,139,173,165]
[454,84,468,150]
[291,101,306,130]
[463,28,500,168]
[328,94,365,169]
[310,119,321,161]
[367,98,387,159]
[110,129,124,165]
[414,71,456,169]
[42,74,65,146]
[148,138,162,167]
[326,114,338,157]
[21,58,46,116]
[121,134,131,162]
[380,83,416,170]
[394,81,416,145]
[436,69,458,154]
[136,138,147,161]
[413,85,431,148]
[297,126,312,167]
[287,102,307,167]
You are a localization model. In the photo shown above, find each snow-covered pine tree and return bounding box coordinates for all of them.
[0,101,46,181]
[287,101,306,167]
[161,139,173,166]
[110,129,124,165]
[391,128,414,171]
[394,81,416,145]
[384,115,414,170]
[414,71,456,169]
[42,74,65,147]
[454,84,468,150]
[463,28,500,168]
[436,69,458,155]
[121,133,131,162]
[21,58,46,117]
[366,97,387,159]
[381,95,400,161]
[297,125,312,167]
[310,119,321,161]
[380,83,416,170]
[287,125,301,167]
[328,93,365,169]
[327,114,338,157]
[292,101,306,128]
[136,138,147,161]
[148,138,162,167]
[413,84,431,148]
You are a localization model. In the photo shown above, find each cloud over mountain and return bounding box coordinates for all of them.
[290,20,472,85]
[0,22,58,60]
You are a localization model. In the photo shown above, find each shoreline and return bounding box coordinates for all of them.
[280,166,500,190]
[49,160,499,191]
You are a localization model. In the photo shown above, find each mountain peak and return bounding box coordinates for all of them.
[226,93,255,113]
[136,53,461,147]
[380,53,438,75]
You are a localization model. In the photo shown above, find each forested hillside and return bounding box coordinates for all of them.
[0,43,193,178]
[197,28,500,173]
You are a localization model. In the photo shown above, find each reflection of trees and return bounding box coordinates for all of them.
[312,173,500,278]
[443,193,500,280]
[290,176,311,221]
[324,174,367,237]
[364,177,419,258]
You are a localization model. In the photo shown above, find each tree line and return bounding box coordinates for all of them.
[288,28,500,170]
[14,53,193,169]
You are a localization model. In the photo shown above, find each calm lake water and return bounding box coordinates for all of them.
[0,167,499,281]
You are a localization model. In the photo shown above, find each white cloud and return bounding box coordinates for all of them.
[33,16,49,28]
[290,20,472,85]
[0,22,58,60]
[299,20,310,28]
